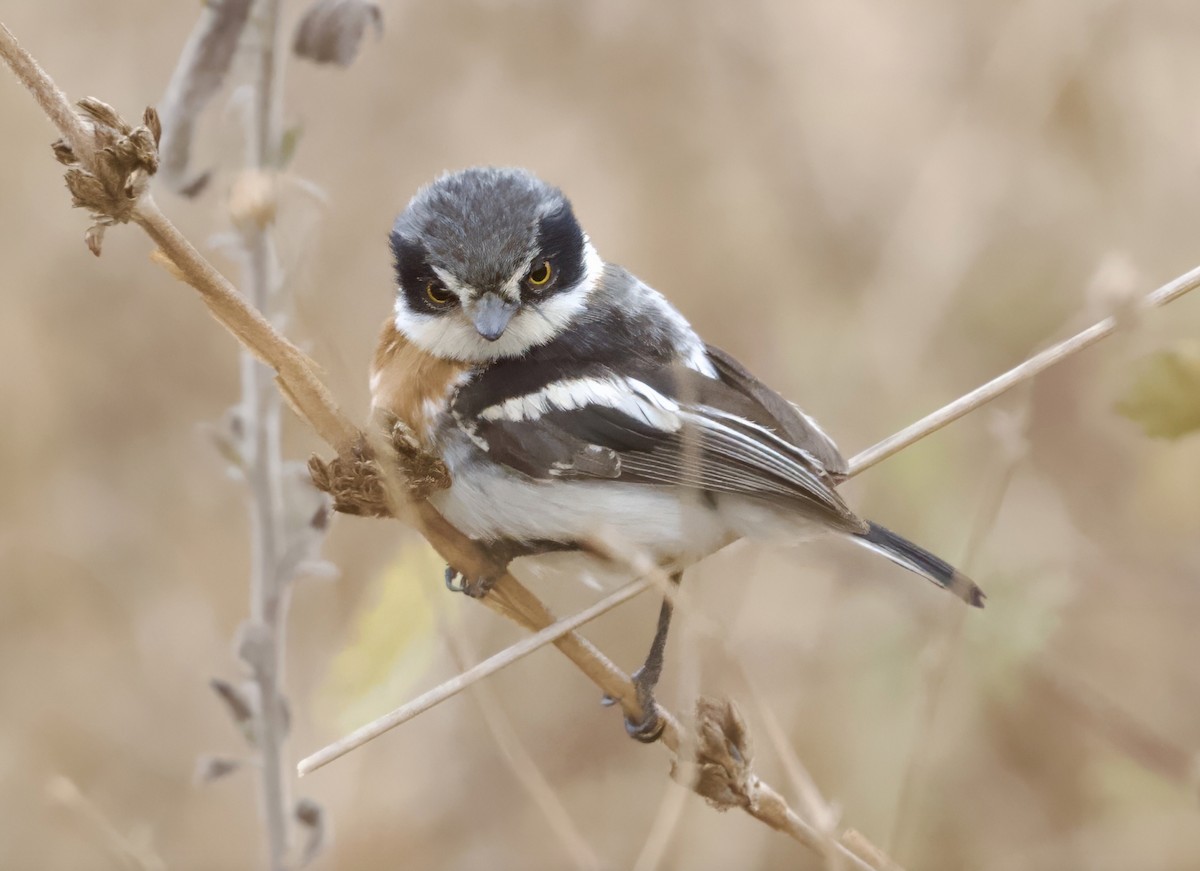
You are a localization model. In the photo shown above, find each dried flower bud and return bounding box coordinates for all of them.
[51,139,76,166]
[293,0,382,67]
[229,169,278,232]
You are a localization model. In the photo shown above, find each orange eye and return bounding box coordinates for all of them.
[526,260,552,288]
[425,281,454,306]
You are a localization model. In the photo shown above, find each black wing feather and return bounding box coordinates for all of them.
[466,351,863,532]
[702,344,849,479]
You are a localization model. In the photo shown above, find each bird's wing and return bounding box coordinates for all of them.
[702,344,849,479]
[460,355,863,533]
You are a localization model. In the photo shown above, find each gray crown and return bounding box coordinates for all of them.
[393,167,569,292]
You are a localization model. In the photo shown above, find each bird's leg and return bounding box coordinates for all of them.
[604,571,681,744]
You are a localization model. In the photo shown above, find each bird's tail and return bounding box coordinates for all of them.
[853,522,986,607]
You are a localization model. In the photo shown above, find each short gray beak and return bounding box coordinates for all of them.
[472,293,518,341]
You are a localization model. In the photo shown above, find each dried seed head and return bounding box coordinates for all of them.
[680,697,756,812]
[51,98,161,255]
[308,448,395,518]
[293,0,382,67]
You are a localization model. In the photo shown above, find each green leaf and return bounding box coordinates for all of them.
[1115,344,1200,439]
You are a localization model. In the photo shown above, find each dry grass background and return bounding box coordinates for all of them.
[2,1,1200,869]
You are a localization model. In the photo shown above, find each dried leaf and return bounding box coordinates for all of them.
[156,0,254,195]
[84,224,106,257]
[1115,344,1200,439]
[293,0,382,67]
[77,97,127,133]
[143,106,162,146]
[194,754,242,783]
[295,798,329,867]
[210,677,254,725]
[201,407,247,471]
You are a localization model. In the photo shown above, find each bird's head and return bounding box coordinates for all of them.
[390,167,601,362]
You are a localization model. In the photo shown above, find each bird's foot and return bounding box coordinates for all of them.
[443,565,496,599]
[600,666,666,744]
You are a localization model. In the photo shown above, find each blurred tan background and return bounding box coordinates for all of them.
[3,1,1200,869]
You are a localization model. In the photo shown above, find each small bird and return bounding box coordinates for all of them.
[371,167,985,741]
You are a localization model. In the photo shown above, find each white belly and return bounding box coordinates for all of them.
[430,440,826,566]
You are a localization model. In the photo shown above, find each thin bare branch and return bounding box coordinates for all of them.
[235,2,292,866]
[847,263,1200,475]
[298,577,651,775]
[0,23,95,171]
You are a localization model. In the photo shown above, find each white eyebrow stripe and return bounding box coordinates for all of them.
[498,253,535,303]
[478,376,682,432]
[430,265,473,303]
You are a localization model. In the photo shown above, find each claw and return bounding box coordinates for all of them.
[443,565,496,598]
[600,667,666,743]
[444,566,467,593]
[624,706,665,744]
[390,419,422,453]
